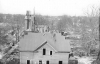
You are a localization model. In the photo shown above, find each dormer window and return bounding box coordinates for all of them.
[50,51,52,55]
[43,48,46,55]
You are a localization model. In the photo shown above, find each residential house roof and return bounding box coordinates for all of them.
[55,33,71,52]
[19,32,46,51]
[19,32,71,52]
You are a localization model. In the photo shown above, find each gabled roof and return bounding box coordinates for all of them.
[19,32,71,52]
[34,41,57,52]
[19,32,46,51]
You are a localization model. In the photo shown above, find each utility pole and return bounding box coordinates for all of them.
[17,25,20,42]
[33,7,36,32]
[33,8,35,31]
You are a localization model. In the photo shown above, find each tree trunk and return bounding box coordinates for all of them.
[97,50,100,60]
[92,49,100,64]
[98,8,100,61]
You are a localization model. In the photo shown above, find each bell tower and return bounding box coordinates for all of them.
[25,11,32,31]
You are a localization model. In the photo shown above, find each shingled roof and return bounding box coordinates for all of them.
[19,32,71,52]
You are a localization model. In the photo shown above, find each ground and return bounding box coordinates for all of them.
[76,56,96,64]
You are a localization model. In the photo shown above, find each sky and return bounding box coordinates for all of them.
[0,0,100,16]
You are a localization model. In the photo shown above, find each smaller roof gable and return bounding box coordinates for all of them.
[43,33,57,51]
[34,41,57,52]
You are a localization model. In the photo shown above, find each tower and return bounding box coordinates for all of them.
[31,8,38,32]
[24,9,37,32]
[25,11,32,31]
[31,9,36,32]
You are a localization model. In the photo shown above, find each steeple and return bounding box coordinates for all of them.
[31,8,36,32]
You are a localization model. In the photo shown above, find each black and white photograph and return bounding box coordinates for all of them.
[0,0,100,64]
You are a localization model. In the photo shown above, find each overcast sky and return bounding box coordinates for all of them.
[0,0,100,16]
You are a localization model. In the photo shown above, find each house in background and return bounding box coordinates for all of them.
[19,11,72,64]
[35,25,49,33]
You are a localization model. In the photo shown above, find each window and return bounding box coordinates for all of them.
[59,61,62,64]
[50,51,52,55]
[43,48,46,55]
[27,60,30,64]
[46,61,49,64]
[39,60,42,64]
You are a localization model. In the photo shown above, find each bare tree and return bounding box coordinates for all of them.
[85,6,100,64]
[84,6,99,17]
